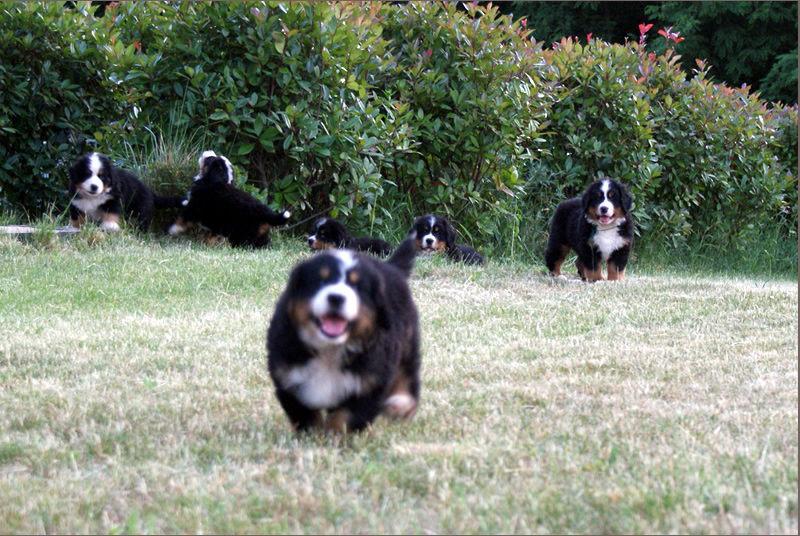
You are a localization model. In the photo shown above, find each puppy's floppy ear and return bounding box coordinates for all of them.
[68,161,79,182]
[619,182,634,213]
[374,276,391,329]
[581,181,596,214]
[443,217,457,247]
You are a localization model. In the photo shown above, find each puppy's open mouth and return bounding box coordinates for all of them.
[317,314,349,338]
[598,215,614,225]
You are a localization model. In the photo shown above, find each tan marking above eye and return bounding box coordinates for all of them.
[348,271,360,284]
[320,266,330,280]
[97,170,104,176]
[433,226,439,233]
[424,226,430,231]
[608,192,614,198]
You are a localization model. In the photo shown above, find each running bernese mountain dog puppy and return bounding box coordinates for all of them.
[67,152,183,232]
[545,177,634,282]
[267,235,420,434]
[307,217,394,257]
[409,214,484,265]
[168,151,291,248]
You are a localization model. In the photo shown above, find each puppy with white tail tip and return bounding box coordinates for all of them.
[266,234,421,434]
[168,150,290,248]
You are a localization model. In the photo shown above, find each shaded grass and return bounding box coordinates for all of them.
[0,231,796,534]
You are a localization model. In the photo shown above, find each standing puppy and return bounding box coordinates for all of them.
[545,178,634,282]
[169,151,290,248]
[68,152,183,232]
[267,236,421,433]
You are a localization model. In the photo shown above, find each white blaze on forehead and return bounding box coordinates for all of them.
[311,251,360,323]
[420,216,438,247]
[331,249,358,269]
[78,153,105,195]
[198,150,217,167]
[88,153,103,176]
[220,155,235,184]
[300,250,361,350]
[598,179,614,214]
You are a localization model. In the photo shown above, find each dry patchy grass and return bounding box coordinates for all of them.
[0,233,796,534]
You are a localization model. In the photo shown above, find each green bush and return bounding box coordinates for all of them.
[98,1,401,236]
[0,2,118,214]
[0,1,796,271]
[377,2,551,246]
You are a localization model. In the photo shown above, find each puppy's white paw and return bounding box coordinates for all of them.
[384,393,417,419]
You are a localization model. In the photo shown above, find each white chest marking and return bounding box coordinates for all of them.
[284,349,362,409]
[72,192,114,221]
[591,221,627,261]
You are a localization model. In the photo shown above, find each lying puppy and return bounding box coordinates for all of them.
[169,151,290,248]
[545,177,634,282]
[410,214,484,265]
[307,217,394,257]
[68,152,183,232]
[267,235,421,433]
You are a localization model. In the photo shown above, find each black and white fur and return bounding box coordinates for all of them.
[545,178,634,282]
[169,150,290,248]
[307,217,394,257]
[409,214,484,265]
[67,152,183,232]
[267,235,421,433]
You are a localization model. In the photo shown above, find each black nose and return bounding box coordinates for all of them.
[89,184,99,193]
[307,237,315,246]
[327,294,345,309]
[425,237,434,246]
[599,206,609,215]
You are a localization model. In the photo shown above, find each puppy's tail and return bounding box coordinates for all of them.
[387,233,417,278]
[154,195,186,210]
[261,206,291,226]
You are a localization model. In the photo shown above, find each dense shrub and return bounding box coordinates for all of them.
[376,2,552,244]
[0,1,796,268]
[534,32,798,251]
[0,2,119,213]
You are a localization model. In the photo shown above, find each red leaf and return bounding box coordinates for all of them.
[586,33,593,41]
[133,40,141,52]
[638,23,653,35]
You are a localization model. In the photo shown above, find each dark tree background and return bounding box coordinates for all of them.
[498,1,798,105]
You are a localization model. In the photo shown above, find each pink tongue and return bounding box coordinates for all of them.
[599,216,612,224]
[320,316,348,337]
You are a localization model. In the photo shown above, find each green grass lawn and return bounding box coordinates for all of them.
[0,230,797,534]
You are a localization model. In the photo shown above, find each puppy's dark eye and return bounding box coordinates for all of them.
[596,192,602,198]
[608,192,614,198]
[424,226,430,232]
[348,271,360,284]
[433,226,439,233]
[320,267,330,280]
